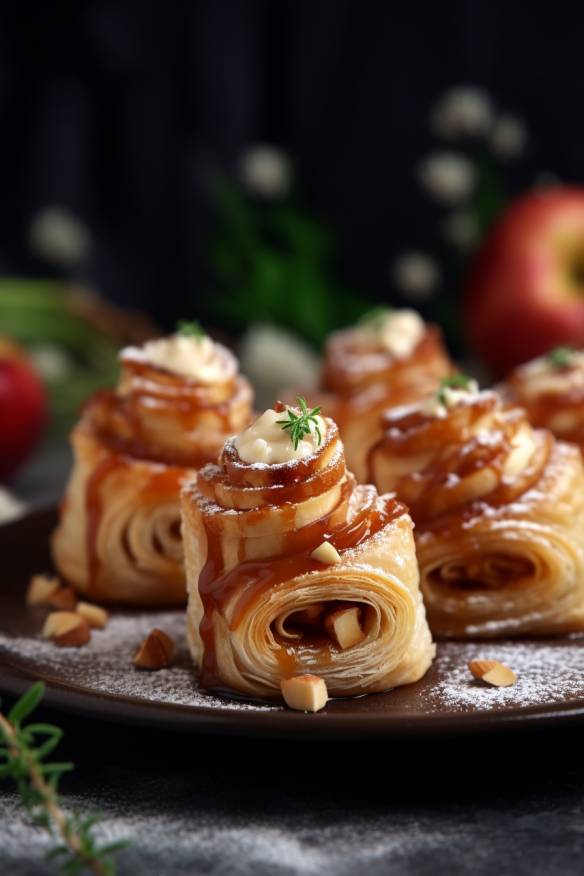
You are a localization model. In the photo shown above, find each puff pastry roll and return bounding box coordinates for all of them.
[501,347,584,451]
[52,329,253,604]
[181,402,435,700]
[311,309,452,481]
[369,380,584,637]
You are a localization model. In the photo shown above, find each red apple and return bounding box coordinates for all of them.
[464,188,584,377]
[0,339,47,481]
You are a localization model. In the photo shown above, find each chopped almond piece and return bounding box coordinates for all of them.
[26,574,61,606]
[42,612,91,648]
[310,541,342,565]
[324,605,365,650]
[76,601,108,630]
[133,628,175,670]
[281,674,328,712]
[47,586,77,611]
[468,659,517,687]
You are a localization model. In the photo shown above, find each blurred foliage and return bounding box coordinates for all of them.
[473,151,508,237]
[0,280,122,438]
[209,177,371,348]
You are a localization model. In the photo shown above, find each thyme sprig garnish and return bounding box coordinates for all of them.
[358,306,392,330]
[0,682,127,875]
[547,345,573,369]
[176,319,205,339]
[437,373,475,406]
[276,396,322,451]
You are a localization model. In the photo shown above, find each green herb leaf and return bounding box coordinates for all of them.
[359,306,392,330]
[276,396,323,451]
[7,682,45,726]
[176,319,205,339]
[547,346,573,368]
[0,683,129,874]
[437,374,475,406]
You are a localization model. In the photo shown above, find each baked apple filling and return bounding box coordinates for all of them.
[273,600,370,650]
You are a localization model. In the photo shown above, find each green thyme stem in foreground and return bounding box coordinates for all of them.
[437,373,475,406]
[547,345,573,368]
[276,396,322,451]
[176,319,205,338]
[0,682,127,875]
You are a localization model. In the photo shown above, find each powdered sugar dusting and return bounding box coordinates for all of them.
[0,610,278,713]
[2,609,584,718]
[427,638,584,712]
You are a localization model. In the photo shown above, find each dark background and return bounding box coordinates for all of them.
[0,0,581,329]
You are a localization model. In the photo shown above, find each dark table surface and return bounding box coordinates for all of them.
[3,705,584,876]
[3,447,584,875]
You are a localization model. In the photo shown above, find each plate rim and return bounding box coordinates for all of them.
[4,657,584,740]
[4,505,584,739]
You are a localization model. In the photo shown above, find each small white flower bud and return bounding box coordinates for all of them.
[431,86,494,139]
[418,153,476,205]
[392,252,440,301]
[239,145,291,198]
[490,114,527,159]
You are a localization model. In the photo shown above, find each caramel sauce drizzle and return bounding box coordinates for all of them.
[193,421,405,690]
[369,393,552,532]
[308,326,453,451]
[504,363,584,448]
[80,353,252,594]
[321,326,451,397]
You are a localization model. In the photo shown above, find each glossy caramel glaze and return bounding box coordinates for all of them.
[52,340,253,605]
[303,324,453,482]
[87,349,253,468]
[501,353,584,450]
[182,413,435,698]
[370,391,551,526]
[369,389,584,638]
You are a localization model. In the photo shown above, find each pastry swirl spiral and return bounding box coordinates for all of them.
[312,313,452,481]
[52,337,253,604]
[369,389,584,637]
[181,406,435,699]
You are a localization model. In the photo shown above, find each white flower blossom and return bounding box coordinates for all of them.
[490,114,527,158]
[441,210,479,250]
[0,488,26,525]
[431,86,494,139]
[28,206,90,266]
[238,323,319,408]
[239,146,292,198]
[392,252,440,301]
[30,345,73,381]
[417,152,476,204]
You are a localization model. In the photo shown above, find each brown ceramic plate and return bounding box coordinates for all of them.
[2,507,584,739]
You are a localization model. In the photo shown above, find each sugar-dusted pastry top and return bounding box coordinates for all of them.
[501,347,584,447]
[369,382,551,525]
[320,308,451,397]
[51,327,254,605]
[81,329,252,468]
[182,402,434,698]
[234,406,326,465]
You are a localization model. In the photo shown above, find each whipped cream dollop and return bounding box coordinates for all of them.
[234,407,326,465]
[362,309,425,359]
[124,333,228,383]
